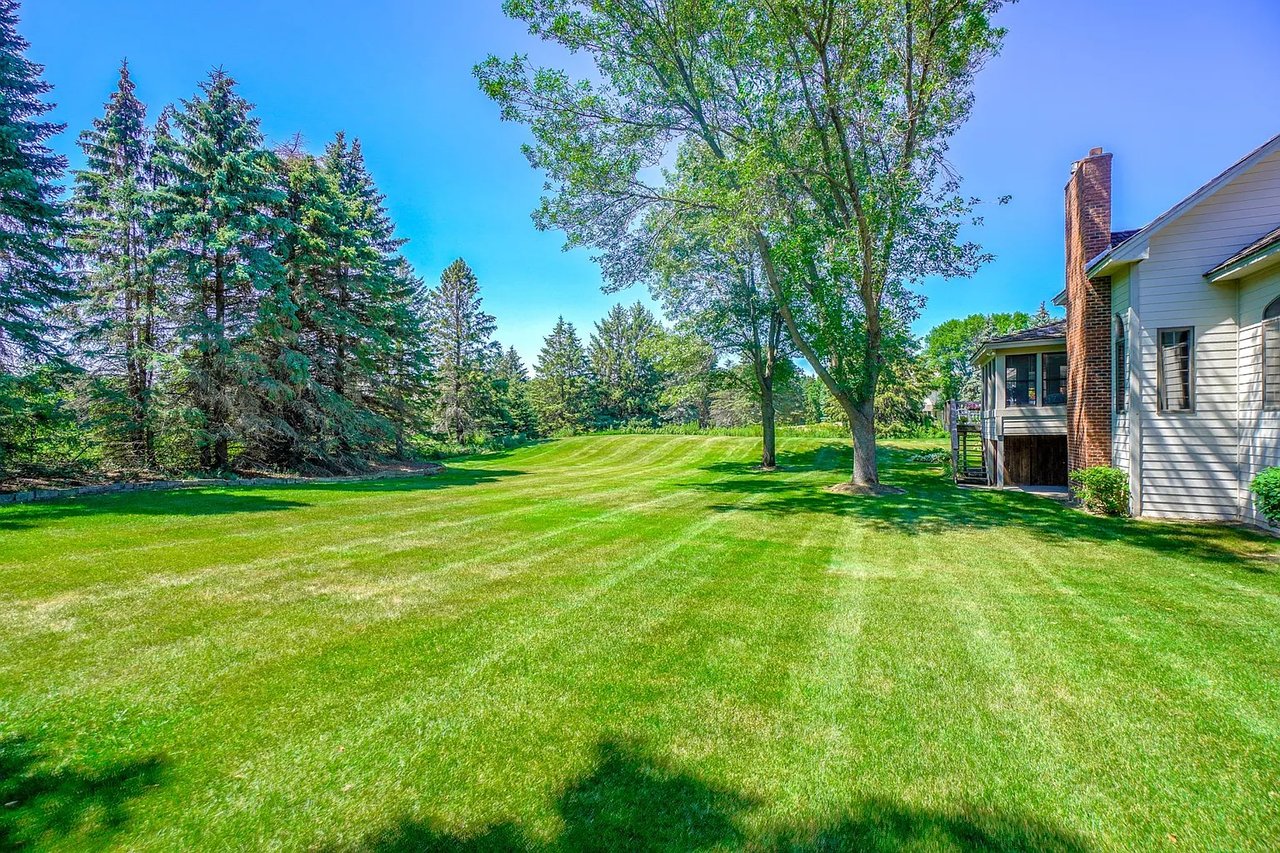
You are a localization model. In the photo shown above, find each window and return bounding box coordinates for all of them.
[1114,316,1127,413]
[1157,327,1194,412]
[1042,352,1067,405]
[1264,297,1280,411]
[1005,353,1037,406]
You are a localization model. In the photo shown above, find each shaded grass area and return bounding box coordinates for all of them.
[1,435,1278,851]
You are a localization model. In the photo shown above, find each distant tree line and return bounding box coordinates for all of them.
[0,0,951,482]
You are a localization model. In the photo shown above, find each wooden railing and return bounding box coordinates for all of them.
[946,400,988,485]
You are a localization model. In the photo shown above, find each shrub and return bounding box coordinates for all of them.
[1069,466,1130,516]
[1249,467,1280,526]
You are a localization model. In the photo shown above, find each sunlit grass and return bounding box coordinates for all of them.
[2,434,1278,850]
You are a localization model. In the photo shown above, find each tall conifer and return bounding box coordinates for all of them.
[0,0,72,369]
[426,258,497,443]
[70,60,158,464]
[151,69,285,470]
[531,317,591,433]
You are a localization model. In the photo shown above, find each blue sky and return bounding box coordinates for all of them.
[27,0,1280,362]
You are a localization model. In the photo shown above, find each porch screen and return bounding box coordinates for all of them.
[1042,352,1067,405]
[1158,328,1194,411]
[1005,354,1037,406]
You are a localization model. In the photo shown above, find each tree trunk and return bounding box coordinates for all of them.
[212,251,229,472]
[760,377,777,469]
[849,398,878,486]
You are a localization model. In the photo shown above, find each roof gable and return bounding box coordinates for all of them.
[1087,132,1280,277]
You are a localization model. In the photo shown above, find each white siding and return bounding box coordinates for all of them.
[1129,148,1280,520]
[1236,266,1280,528]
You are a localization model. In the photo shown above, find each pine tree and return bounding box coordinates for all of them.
[243,142,340,471]
[70,60,158,465]
[0,0,72,370]
[320,133,404,410]
[1032,301,1054,326]
[531,316,591,434]
[492,345,537,437]
[151,69,285,471]
[588,302,661,426]
[374,258,433,457]
[425,258,498,443]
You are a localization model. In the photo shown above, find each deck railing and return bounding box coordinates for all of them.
[946,400,988,485]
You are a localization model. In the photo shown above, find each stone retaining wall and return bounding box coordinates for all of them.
[0,466,444,507]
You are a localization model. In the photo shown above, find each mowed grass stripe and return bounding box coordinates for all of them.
[2,434,1279,850]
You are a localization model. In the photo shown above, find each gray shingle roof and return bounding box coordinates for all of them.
[984,320,1067,345]
[1205,224,1280,278]
[1110,229,1140,248]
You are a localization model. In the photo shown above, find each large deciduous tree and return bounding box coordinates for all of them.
[478,0,1005,489]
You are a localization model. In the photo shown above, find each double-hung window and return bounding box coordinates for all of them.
[1157,327,1194,412]
[1264,297,1280,410]
[1114,316,1127,413]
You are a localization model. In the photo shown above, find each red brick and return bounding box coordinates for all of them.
[1064,150,1113,471]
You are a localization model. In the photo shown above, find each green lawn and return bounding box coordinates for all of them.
[3,435,1279,851]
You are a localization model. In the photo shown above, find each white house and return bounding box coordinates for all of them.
[971,133,1280,525]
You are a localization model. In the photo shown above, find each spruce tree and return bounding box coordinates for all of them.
[151,69,285,471]
[531,316,591,434]
[492,344,537,437]
[320,133,404,409]
[70,60,158,465]
[425,258,498,444]
[246,143,340,471]
[0,0,72,369]
[588,302,661,426]
[374,258,433,458]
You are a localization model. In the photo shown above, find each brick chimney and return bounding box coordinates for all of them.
[1064,147,1113,472]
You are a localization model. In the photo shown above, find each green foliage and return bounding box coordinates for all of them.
[531,316,592,434]
[426,258,500,444]
[69,61,159,467]
[588,302,662,426]
[921,311,1047,403]
[478,0,1008,486]
[644,327,718,427]
[0,365,93,472]
[151,69,288,471]
[0,0,73,370]
[1248,467,1280,526]
[1070,466,1130,516]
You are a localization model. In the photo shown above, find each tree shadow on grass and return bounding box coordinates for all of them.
[0,734,165,851]
[340,739,1090,852]
[689,443,1276,571]
[0,467,526,531]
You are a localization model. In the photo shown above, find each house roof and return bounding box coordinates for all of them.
[971,321,1067,365]
[985,320,1066,345]
[1086,131,1280,277]
[1204,223,1280,282]
[1110,229,1141,248]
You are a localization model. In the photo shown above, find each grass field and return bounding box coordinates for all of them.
[3,434,1279,851]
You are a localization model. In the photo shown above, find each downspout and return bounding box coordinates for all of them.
[1128,265,1143,516]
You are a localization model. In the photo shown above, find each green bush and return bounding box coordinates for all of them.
[1069,466,1130,516]
[1249,467,1280,525]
